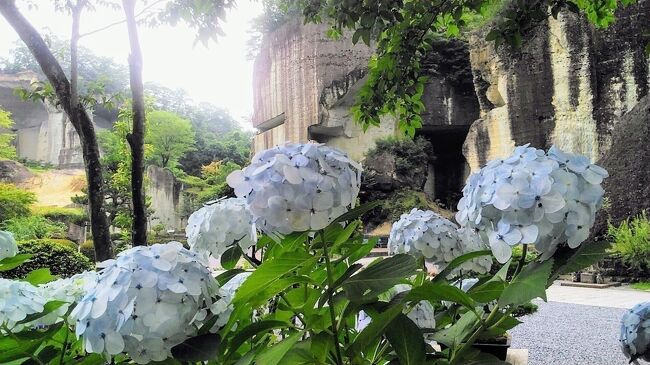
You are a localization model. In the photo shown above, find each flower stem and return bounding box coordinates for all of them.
[513,244,528,277]
[321,231,344,365]
[449,304,501,365]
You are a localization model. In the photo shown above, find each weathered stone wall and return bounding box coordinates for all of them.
[464,1,650,171]
[146,166,186,232]
[0,71,109,168]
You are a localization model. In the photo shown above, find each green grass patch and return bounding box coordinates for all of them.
[31,206,87,225]
[631,282,650,291]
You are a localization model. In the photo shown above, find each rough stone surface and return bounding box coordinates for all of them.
[147,166,186,232]
[464,2,650,171]
[592,95,650,238]
[0,160,32,184]
[0,71,111,168]
[251,20,480,162]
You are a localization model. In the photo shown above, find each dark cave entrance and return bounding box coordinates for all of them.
[418,126,471,210]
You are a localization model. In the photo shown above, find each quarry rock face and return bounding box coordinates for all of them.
[593,95,650,237]
[0,71,111,168]
[147,166,186,232]
[464,2,650,171]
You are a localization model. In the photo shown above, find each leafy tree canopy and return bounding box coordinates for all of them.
[0,108,17,160]
[145,110,196,169]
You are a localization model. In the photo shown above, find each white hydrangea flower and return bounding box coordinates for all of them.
[33,271,99,327]
[186,198,256,260]
[0,231,18,260]
[71,242,222,363]
[227,142,362,235]
[620,302,650,362]
[456,144,607,263]
[209,272,251,330]
[0,278,46,332]
[388,209,492,275]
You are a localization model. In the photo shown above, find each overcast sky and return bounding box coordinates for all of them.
[0,0,263,129]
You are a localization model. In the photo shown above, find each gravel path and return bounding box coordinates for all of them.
[510,301,628,365]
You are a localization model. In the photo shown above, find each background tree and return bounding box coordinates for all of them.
[122,0,147,246]
[0,108,17,160]
[146,110,195,169]
[0,0,113,260]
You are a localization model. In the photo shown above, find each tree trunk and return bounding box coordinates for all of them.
[123,0,147,246]
[0,0,113,260]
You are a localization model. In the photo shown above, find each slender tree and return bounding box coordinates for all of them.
[122,0,147,246]
[0,0,113,260]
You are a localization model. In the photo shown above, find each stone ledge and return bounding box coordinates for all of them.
[560,281,621,289]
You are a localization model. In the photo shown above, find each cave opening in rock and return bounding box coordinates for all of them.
[418,126,471,210]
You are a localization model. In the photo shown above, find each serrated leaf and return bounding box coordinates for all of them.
[221,245,242,270]
[255,331,302,365]
[349,304,403,355]
[406,281,477,314]
[24,268,57,285]
[432,309,483,348]
[171,333,220,362]
[233,251,315,305]
[332,201,382,224]
[550,241,610,283]
[0,254,31,271]
[433,250,492,282]
[215,269,246,286]
[385,314,426,365]
[343,254,416,301]
[468,280,506,303]
[225,320,292,359]
[498,259,553,307]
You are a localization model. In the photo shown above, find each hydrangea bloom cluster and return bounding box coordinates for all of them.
[34,271,99,327]
[208,272,251,330]
[456,145,607,263]
[620,302,650,362]
[388,209,492,274]
[0,278,45,331]
[71,242,222,363]
[227,143,362,235]
[186,198,256,259]
[0,230,18,260]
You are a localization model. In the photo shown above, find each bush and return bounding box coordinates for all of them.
[79,239,95,261]
[31,206,87,225]
[0,239,93,279]
[1,215,67,241]
[609,212,650,271]
[0,183,36,223]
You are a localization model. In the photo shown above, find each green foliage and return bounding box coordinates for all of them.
[609,212,650,271]
[79,239,95,261]
[30,206,87,225]
[146,110,196,169]
[1,215,67,241]
[0,108,17,160]
[0,183,36,223]
[0,239,92,279]
[631,282,650,291]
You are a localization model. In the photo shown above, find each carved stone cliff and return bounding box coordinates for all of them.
[463,2,650,170]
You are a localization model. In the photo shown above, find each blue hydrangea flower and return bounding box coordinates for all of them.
[71,242,223,363]
[620,302,650,362]
[0,278,45,332]
[0,231,18,260]
[456,145,607,263]
[388,209,492,275]
[186,197,256,260]
[227,143,362,236]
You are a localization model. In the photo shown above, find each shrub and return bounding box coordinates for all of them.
[79,239,95,261]
[1,215,67,241]
[609,212,650,271]
[0,239,93,279]
[30,206,87,225]
[0,183,36,223]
